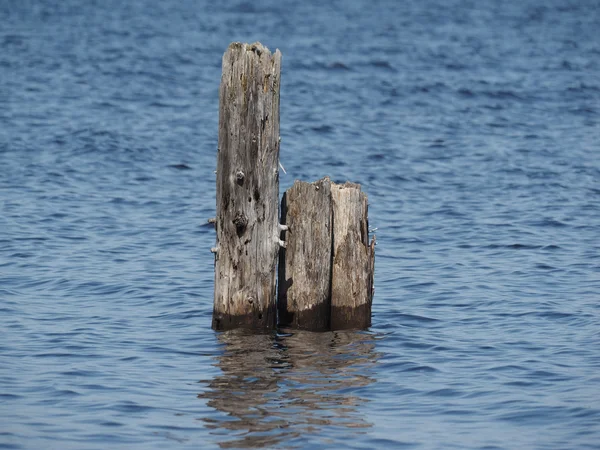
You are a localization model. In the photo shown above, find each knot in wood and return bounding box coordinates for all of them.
[235,170,245,185]
[250,44,262,56]
[233,212,248,236]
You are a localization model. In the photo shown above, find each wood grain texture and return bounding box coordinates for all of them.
[212,42,282,330]
[330,182,375,330]
[278,177,332,330]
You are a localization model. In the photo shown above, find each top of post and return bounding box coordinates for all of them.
[225,42,281,60]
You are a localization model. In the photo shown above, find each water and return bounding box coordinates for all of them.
[1,0,599,448]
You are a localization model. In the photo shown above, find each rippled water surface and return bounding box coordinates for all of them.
[1,0,600,448]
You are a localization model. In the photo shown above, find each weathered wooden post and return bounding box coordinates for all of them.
[278,178,375,331]
[212,42,282,330]
[278,177,333,330]
[330,182,375,330]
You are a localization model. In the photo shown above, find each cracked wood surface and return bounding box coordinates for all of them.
[213,42,281,330]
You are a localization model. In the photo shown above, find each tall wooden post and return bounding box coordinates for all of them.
[212,42,282,330]
[278,177,333,330]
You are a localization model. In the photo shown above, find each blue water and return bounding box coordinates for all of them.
[1,0,599,448]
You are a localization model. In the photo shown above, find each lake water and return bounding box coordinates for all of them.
[1,0,599,448]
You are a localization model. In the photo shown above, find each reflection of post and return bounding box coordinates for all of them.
[198,330,380,449]
[199,332,280,441]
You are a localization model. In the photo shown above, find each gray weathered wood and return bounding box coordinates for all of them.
[278,178,375,331]
[212,42,282,330]
[330,182,375,330]
[278,177,332,330]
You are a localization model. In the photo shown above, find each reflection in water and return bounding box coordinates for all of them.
[198,329,380,448]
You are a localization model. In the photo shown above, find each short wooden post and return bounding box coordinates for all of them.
[279,179,375,331]
[330,183,375,330]
[212,42,282,330]
[278,177,332,330]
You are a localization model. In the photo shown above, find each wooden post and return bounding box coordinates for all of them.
[330,183,375,330]
[212,42,282,330]
[279,179,375,331]
[278,177,332,330]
